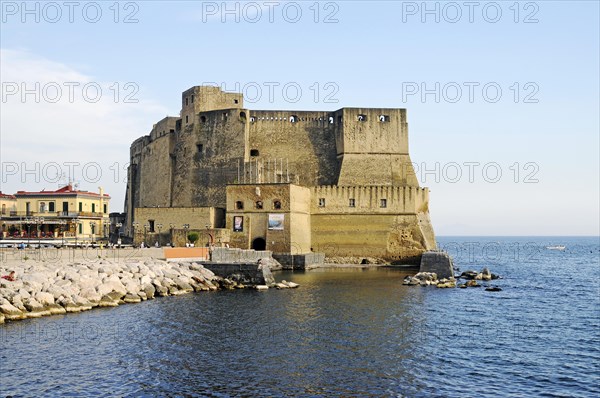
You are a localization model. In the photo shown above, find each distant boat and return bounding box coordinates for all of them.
[546,245,566,251]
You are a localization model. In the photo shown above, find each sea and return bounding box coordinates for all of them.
[1,236,598,397]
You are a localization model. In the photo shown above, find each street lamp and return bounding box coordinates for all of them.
[144,223,149,247]
[169,223,175,247]
[37,217,44,249]
[25,218,32,248]
[132,222,139,246]
[72,218,80,247]
[116,222,123,247]
[59,219,66,248]
[156,223,163,246]
[183,224,189,246]
[89,221,95,245]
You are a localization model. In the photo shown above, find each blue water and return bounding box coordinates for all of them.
[1,237,598,397]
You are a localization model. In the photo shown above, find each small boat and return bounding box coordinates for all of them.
[546,245,566,251]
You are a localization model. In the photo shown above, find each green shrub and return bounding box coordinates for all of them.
[187,232,199,244]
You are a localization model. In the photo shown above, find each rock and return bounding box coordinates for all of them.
[154,285,169,297]
[58,298,81,313]
[175,277,194,293]
[491,273,500,280]
[46,304,67,315]
[98,295,119,307]
[460,271,478,280]
[275,283,288,289]
[436,278,456,288]
[485,286,502,292]
[80,288,102,304]
[475,273,483,280]
[142,283,155,299]
[0,302,27,320]
[23,298,51,317]
[0,313,4,323]
[96,280,127,297]
[255,285,269,290]
[286,282,299,288]
[11,298,27,312]
[123,293,142,303]
[481,267,492,281]
[72,295,93,311]
[466,280,480,287]
[35,292,55,306]
[458,283,468,288]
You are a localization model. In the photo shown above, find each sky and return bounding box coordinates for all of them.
[0,0,598,236]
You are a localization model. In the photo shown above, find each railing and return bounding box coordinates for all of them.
[1,211,106,218]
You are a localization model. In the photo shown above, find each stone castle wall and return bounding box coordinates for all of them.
[125,85,436,262]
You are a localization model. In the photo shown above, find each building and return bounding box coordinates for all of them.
[125,85,436,263]
[0,184,110,243]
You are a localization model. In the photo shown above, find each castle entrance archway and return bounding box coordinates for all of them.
[252,237,266,251]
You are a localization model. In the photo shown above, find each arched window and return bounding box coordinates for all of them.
[240,111,247,122]
[329,116,334,124]
[39,202,46,212]
[289,115,298,123]
[235,201,244,210]
[357,114,367,122]
[273,200,282,210]
[379,115,390,122]
[255,201,263,209]
[250,149,259,157]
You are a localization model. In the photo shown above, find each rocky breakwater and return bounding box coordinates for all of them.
[0,259,228,323]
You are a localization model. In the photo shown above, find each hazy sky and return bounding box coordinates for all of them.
[1,1,598,235]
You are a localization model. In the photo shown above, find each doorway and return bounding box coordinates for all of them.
[252,237,266,251]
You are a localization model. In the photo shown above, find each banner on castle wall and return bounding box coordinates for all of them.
[268,214,284,230]
[233,216,243,232]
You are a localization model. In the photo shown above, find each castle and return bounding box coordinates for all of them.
[125,85,437,264]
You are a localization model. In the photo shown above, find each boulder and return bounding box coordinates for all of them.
[436,278,457,288]
[98,295,119,307]
[23,298,51,317]
[485,286,502,292]
[123,294,142,303]
[71,295,93,311]
[57,297,81,313]
[466,280,480,288]
[154,285,169,297]
[96,280,127,297]
[255,285,269,291]
[481,267,492,280]
[460,271,478,280]
[80,288,102,304]
[142,283,155,299]
[46,304,67,315]
[0,301,27,320]
[35,292,55,306]
[175,278,194,293]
